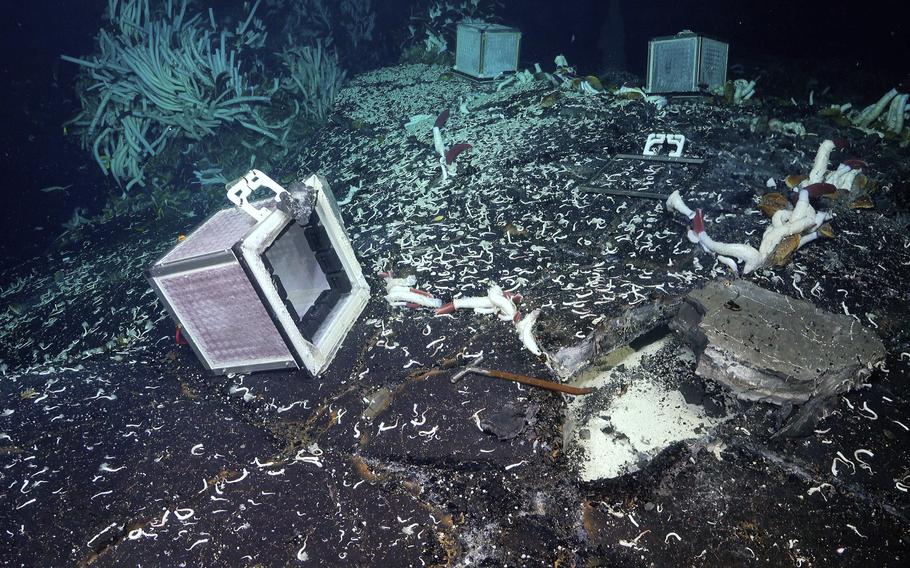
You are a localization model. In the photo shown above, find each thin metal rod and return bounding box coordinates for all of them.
[614,153,705,165]
[578,186,669,200]
[466,367,594,396]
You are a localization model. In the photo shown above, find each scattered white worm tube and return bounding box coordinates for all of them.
[854,449,874,473]
[516,309,542,356]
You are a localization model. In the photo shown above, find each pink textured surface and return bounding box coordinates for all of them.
[159,208,256,265]
[157,262,292,369]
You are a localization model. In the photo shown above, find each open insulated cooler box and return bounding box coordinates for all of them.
[148,170,369,376]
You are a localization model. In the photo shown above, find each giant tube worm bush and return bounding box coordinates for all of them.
[280,42,347,122]
[62,0,283,190]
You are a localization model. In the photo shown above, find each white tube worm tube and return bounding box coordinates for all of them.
[386,289,443,308]
[698,232,763,274]
[665,190,695,219]
[453,296,493,310]
[487,285,517,321]
[516,309,542,356]
[432,126,446,157]
[809,140,835,184]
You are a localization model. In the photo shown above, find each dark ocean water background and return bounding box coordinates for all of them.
[0,0,905,266]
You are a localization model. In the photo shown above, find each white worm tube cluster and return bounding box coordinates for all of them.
[667,187,831,275]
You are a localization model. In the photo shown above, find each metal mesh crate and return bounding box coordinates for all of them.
[148,171,369,376]
[454,22,521,80]
[646,31,728,94]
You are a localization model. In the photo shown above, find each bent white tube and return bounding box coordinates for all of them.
[432,126,446,157]
[758,214,816,257]
[854,88,897,128]
[454,296,493,310]
[516,309,542,356]
[716,254,739,275]
[789,190,812,224]
[797,231,819,249]
[487,285,517,321]
[808,140,835,184]
[665,190,695,219]
[386,289,443,308]
[384,275,416,289]
[698,232,763,274]
[771,209,791,228]
[812,211,833,231]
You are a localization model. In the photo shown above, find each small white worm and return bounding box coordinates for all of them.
[225,469,248,484]
[859,402,878,420]
[854,449,874,474]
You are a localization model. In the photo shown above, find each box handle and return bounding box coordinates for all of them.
[226,169,288,222]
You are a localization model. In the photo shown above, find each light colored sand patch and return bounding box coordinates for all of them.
[567,336,725,481]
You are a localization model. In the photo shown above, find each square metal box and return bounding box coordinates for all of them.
[454,22,521,80]
[646,31,728,94]
[148,171,369,376]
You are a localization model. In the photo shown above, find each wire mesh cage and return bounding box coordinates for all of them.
[148,171,369,376]
[647,31,728,94]
[454,22,521,80]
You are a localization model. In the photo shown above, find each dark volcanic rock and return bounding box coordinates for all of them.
[671,280,886,404]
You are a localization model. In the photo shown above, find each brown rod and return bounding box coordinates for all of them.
[470,367,594,396]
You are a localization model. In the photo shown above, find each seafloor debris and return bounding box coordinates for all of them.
[671,280,885,405]
[565,332,727,480]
